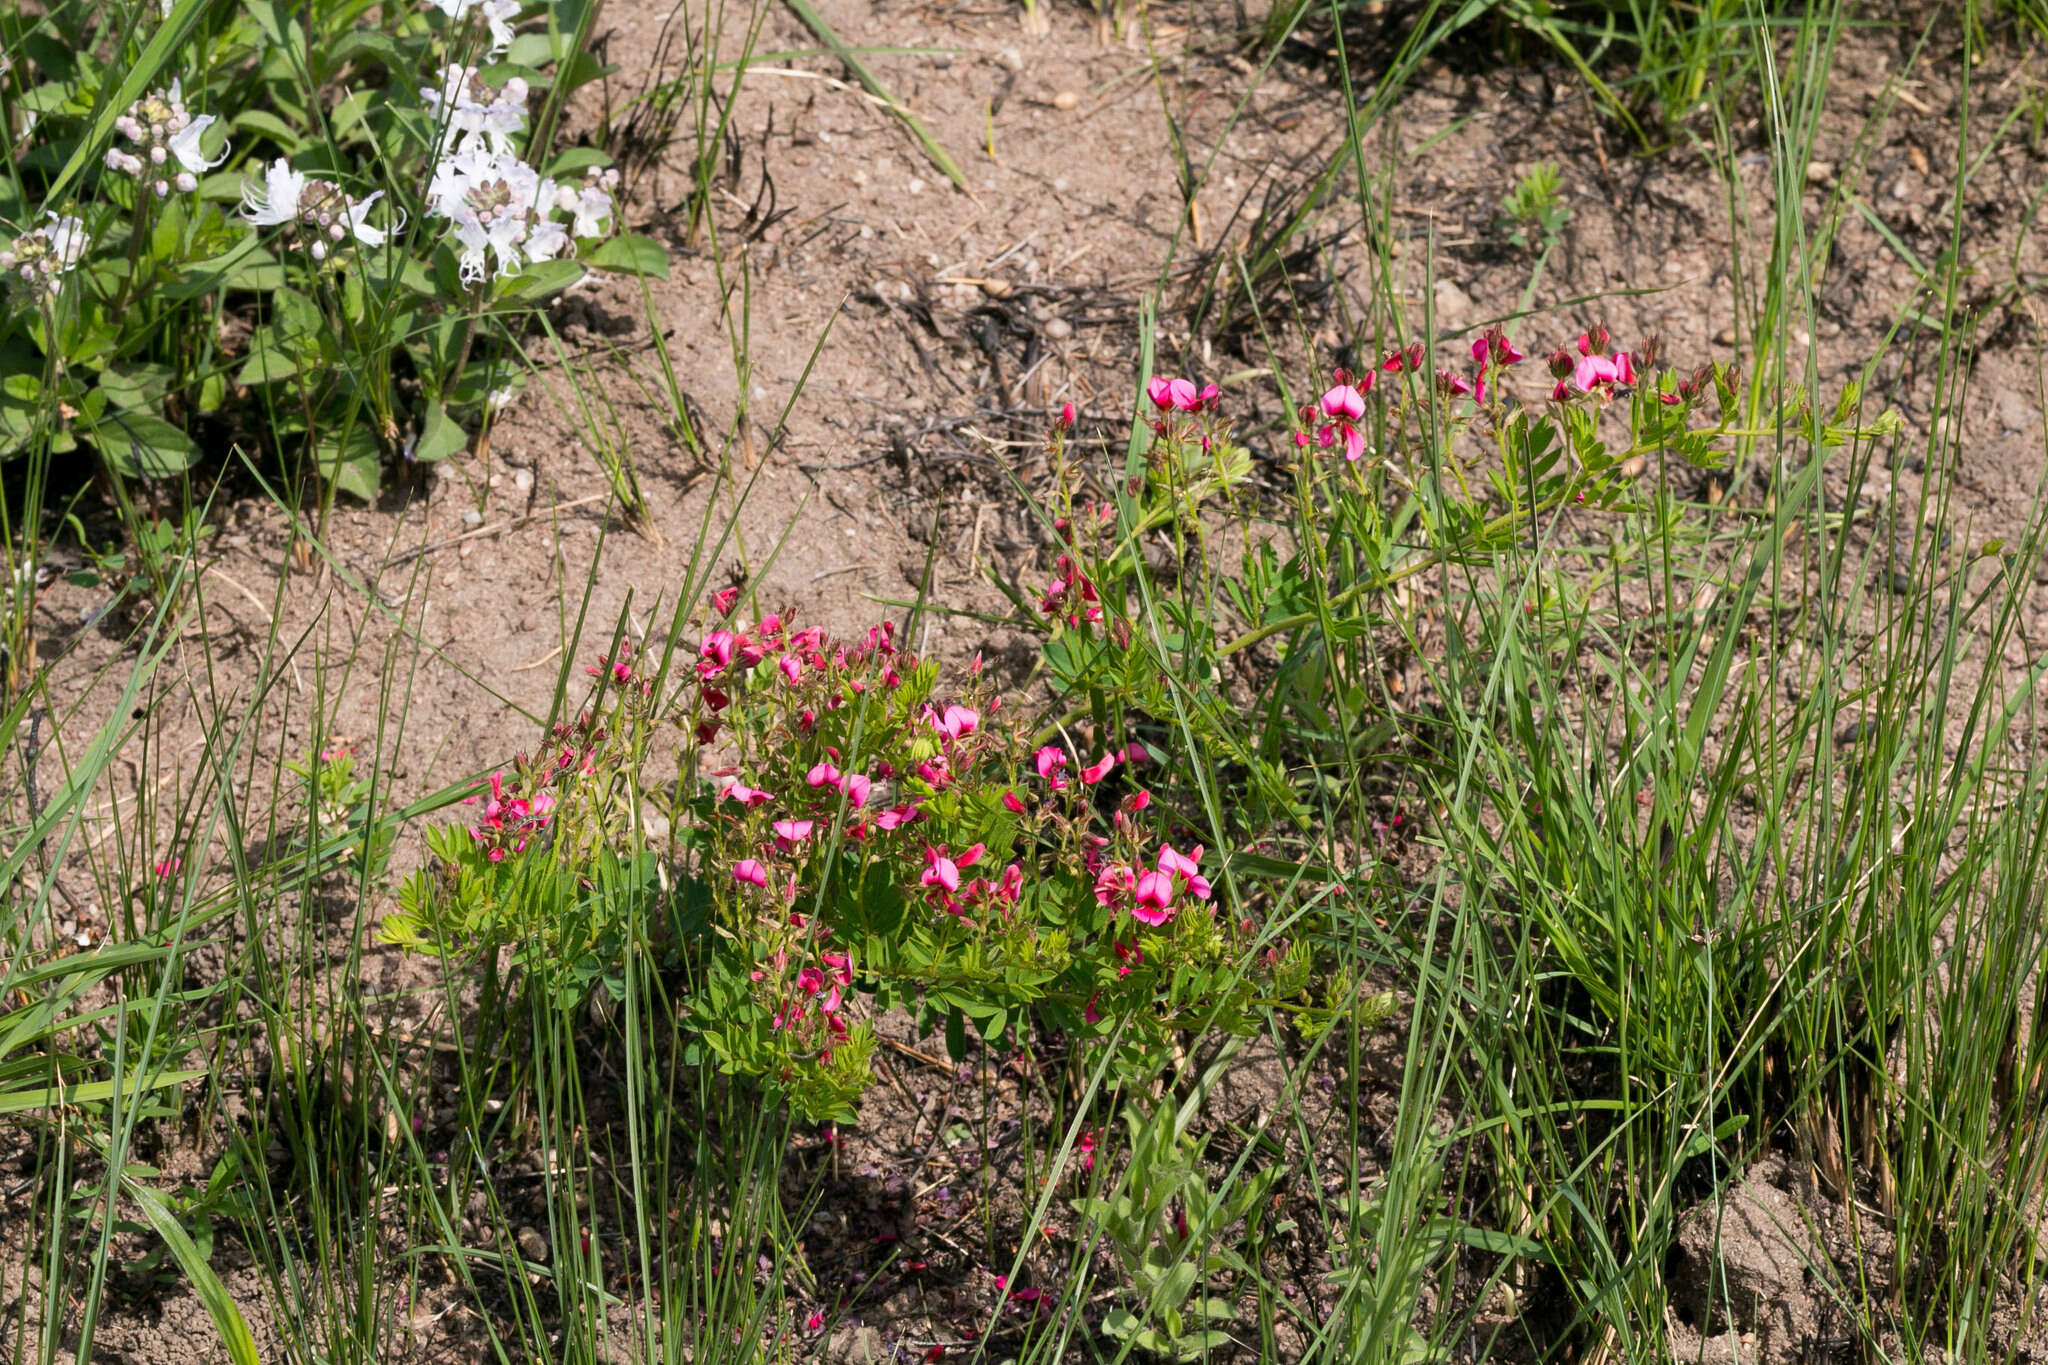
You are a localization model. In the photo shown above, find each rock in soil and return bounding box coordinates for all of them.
[1665,1157,1825,1364]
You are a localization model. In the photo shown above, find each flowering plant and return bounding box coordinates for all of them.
[0,0,661,501]
[386,593,1321,1121]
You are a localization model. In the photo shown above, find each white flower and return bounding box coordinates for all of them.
[426,0,524,55]
[428,148,544,284]
[166,113,225,174]
[240,158,305,226]
[422,64,529,158]
[1,212,90,296]
[338,191,402,249]
[569,183,613,238]
[107,80,229,195]
[240,159,396,260]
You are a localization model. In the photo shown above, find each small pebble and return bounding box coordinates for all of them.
[513,468,534,493]
[997,48,1023,72]
[462,508,483,527]
[1044,317,1072,340]
[516,1227,549,1264]
[908,177,926,195]
[1051,90,1079,110]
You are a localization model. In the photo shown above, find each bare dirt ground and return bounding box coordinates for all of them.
[12,1,2048,1360]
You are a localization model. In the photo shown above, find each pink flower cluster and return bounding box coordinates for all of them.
[466,769,556,862]
[1094,842,1211,927]
[756,945,854,1061]
[1040,553,1102,627]
[1545,325,1642,401]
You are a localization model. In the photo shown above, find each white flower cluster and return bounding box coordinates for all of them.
[426,151,616,286]
[423,64,529,159]
[240,161,400,261]
[0,213,89,296]
[426,0,522,55]
[103,80,227,198]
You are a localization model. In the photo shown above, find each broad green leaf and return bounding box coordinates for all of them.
[91,410,201,478]
[414,402,468,463]
[588,233,670,279]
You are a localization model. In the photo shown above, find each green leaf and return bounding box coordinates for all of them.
[413,402,468,463]
[588,233,670,279]
[493,259,584,303]
[235,346,300,386]
[0,1067,205,1116]
[91,411,201,479]
[129,1183,261,1365]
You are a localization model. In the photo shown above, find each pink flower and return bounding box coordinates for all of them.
[923,847,962,894]
[797,966,826,994]
[720,781,773,807]
[710,586,740,616]
[1035,746,1069,788]
[1132,869,1176,924]
[930,704,978,740]
[778,654,801,683]
[1472,327,1524,367]
[1078,1126,1097,1170]
[699,630,735,671]
[1146,375,1191,411]
[1123,740,1151,764]
[1380,342,1424,373]
[999,863,1023,902]
[1319,384,1367,420]
[1437,369,1475,398]
[822,952,852,986]
[839,772,872,807]
[1080,752,1117,783]
[1314,383,1369,462]
[733,859,768,888]
[876,803,921,831]
[1093,864,1135,910]
[1156,843,1212,900]
[1059,401,1075,428]
[153,856,182,879]
[1124,789,1152,813]
[807,761,841,788]
[806,1311,824,1332]
[1083,995,1102,1025]
[772,819,815,847]
[1001,790,1027,814]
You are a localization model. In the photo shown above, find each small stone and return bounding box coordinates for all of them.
[907,177,926,195]
[997,47,1024,72]
[1907,143,1929,175]
[1051,89,1080,110]
[457,541,474,559]
[461,508,483,527]
[1431,278,1474,330]
[519,612,540,633]
[1805,161,1834,183]
[1043,317,1072,340]
[515,1227,549,1264]
[513,468,534,493]
[487,473,503,489]
[1713,326,1737,346]
[978,278,1015,299]
[1888,177,1911,202]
